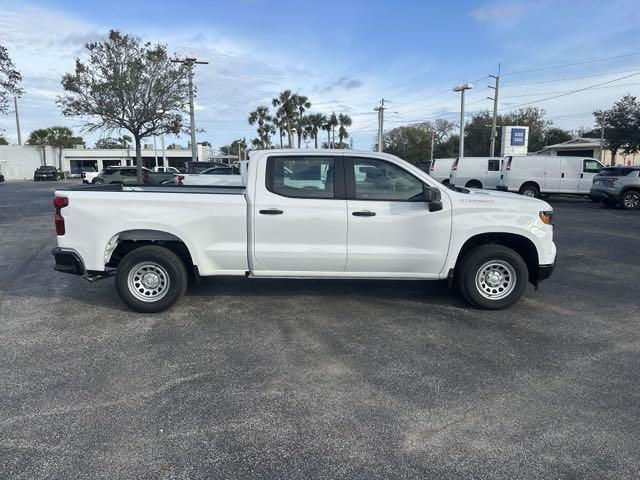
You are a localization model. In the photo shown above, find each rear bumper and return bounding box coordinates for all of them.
[589,187,620,202]
[52,247,85,275]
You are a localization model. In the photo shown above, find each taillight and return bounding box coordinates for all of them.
[452,159,459,171]
[177,175,185,186]
[506,157,513,171]
[54,196,69,235]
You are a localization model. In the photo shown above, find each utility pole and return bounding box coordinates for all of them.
[453,83,474,158]
[374,98,387,152]
[488,63,500,157]
[171,56,209,163]
[14,95,22,145]
[599,113,608,164]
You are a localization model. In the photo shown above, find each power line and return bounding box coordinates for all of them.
[502,51,640,76]
[502,67,640,87]
[500,81,640,98]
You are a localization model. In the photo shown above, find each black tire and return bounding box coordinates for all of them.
[442,179,450,186]
[519,183,539,198]
[621,190,640,210]
[465,180,483,189]
[115,245,188,313]
[456,244,528,310]
[94,177,104,184]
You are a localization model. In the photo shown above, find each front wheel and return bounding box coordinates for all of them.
[115,245,188,313]
[457,245,528,310]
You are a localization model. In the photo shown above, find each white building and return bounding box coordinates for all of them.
[0,144,238,180]
[537,137,640,166]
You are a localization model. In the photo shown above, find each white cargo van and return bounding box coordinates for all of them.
[428,158,455,184]
[449,157,502,189]
[497,155,604,197]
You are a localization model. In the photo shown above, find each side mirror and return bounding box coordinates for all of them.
[423,186,443,212]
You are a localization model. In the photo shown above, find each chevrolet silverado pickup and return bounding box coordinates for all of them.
[52,150,556,313]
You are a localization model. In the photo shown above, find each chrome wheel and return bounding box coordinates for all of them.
[475,260,517,300]
[127,262,170,302]
[623,191,640,209]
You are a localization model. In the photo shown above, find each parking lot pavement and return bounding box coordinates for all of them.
[1,180,639,479]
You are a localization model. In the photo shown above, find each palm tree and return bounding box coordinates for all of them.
[248,106,273,149]
[47,126,83,170]
[273,110,287,148]
[306,113,326,148]
[337,113,352,147]
[26,128,50,166]
[272,90,295,147]
[292,115,309,148]
[323,112,338,148]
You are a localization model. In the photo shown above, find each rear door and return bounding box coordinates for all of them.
[559,157,580,193]
[252,155,348,273]
[486,158,501,188]
[579,159,604,193]
[543,158,561,191]
[344,156,451,276]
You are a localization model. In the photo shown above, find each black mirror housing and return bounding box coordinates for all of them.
[423,186,443,212]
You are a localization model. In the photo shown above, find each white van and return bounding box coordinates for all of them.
[428,158,456,184]
[497,155,604,197]
[449,157,502,189]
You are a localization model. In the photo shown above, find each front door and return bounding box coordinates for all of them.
[344,157,451,276]
[580,159,604,193]
[252,155,348,273]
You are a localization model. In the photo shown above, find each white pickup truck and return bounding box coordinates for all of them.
[52,149,556,313]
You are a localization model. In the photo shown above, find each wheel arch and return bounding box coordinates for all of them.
[454,232,540,285]
[519,181,540,195]
[465,179,483,188]
[104,229,196,273]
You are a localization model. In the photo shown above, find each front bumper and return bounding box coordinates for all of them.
[538,263,554,282]
[52,247,84,275]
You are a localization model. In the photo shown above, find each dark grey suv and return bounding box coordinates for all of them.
[590,166,640,210]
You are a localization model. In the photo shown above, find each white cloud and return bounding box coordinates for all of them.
[470,2,524,23]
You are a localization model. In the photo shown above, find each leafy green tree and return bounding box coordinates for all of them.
[337,113,352,146]
[305,113,326,148]
[383,120,456,162]
[543,127,572,146]
[95,135,132,149]
[0,44,23,115]
[58,30,190,182]
[248,106,274,149]
[595,94,640,165]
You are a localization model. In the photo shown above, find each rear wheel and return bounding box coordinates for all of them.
[115,245,188,313]
[457,245,528,310]
[621,190,640,210]
[465,180,483,189]
[520,183,539,198]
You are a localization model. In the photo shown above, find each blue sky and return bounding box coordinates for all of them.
[1,0,640,150]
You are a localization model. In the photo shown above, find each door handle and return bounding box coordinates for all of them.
[352,211,376,217]
[561,173,565,178]
[259,209,283,215]
[580,173,584,178]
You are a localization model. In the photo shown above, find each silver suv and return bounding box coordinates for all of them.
[590,166,640,210]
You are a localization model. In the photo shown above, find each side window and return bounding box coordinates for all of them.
[268,156,335,199]
[352,158,424,201]
[583,159,602,174]
[488,159,500,171]
[122,169,136,177]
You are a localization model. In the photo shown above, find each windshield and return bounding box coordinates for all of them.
[598,167,638,177]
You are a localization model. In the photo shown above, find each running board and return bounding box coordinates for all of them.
[84,270,115,282]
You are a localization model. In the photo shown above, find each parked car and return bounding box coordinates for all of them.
[185,161,229,174]
[52,149,556,313]
[34,166,59,181]
[449,157,502,189]
[153,166,181,174]
[94,166,176,185]
[428,158,455,184]
[590,165,640,210]
[497,155,603,197]
[81,170,101,184]
[179,165,244,186]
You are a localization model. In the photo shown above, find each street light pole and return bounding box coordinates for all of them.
[453,83,474,158]
[488,63,500,157]
[374,98,387,152]
[171,56,208,163]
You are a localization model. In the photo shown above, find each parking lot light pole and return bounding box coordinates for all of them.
[453,83,473,158]
[171,56,209,163]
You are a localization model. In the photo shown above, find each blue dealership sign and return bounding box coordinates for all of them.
[511,128,526,146]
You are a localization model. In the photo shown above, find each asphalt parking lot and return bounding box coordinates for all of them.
[1,180,639,479]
